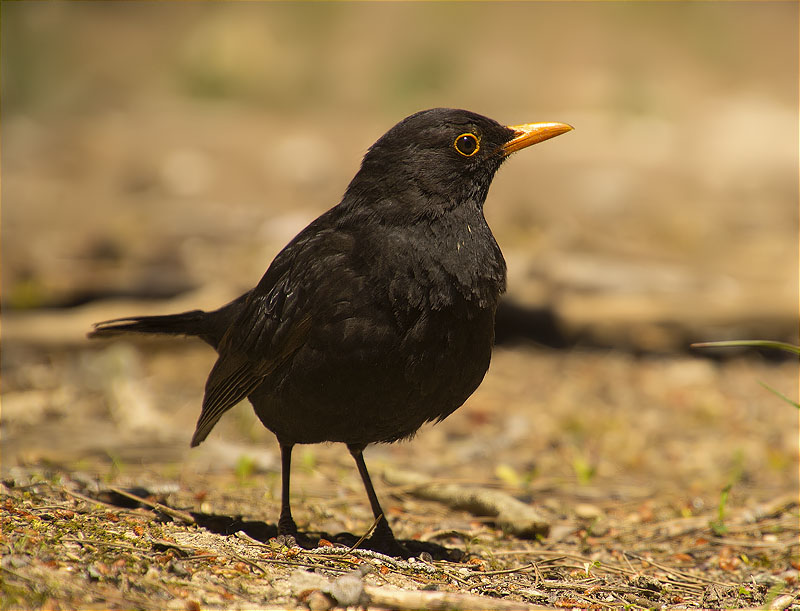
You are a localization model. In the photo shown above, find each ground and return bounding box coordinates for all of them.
[2,3,798,610]
[3,343,797,609]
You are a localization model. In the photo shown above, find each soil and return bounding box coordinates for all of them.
[3,342,798,609]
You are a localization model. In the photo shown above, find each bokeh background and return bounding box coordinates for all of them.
[2,0,798,538]
[4,2,797,343]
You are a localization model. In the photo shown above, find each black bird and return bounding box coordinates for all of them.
[89,108,571,556]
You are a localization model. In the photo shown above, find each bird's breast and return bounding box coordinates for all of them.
[376,213,506,314]
[250,211,506,445]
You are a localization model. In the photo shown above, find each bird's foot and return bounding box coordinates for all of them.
[363,519,467,561]
[277,513,298,536]
[273,533,298,549]
[362,518,410,558]
[274,513,300,548]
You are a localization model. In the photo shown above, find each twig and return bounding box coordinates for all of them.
[234,530,272,547]
[230,551,269,575]
[232,527,402,569]
[61,536,145,552]
[532,561,544,588]
[575,591,618,609]
[621,550,639,574]
[61,486,131,511]
[524,580,602,592]
[494,549,637,579]
[304,543,403,568]
[362,583,544,610]
[660,578,705,595]
[383,468,550,539]
[470,562,536,577]
[107,486,195,524]
[348,514,382,553]
[256,556,351,572]
[431,563,473,588]
[682,536,799,551]
[625,552,739,587]
[29,503,79,512]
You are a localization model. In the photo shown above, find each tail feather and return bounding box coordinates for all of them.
[89,310,204,336]
[89,309,221,348]
[89,292,250,351]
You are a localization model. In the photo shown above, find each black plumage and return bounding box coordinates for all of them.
[90,108,571,556]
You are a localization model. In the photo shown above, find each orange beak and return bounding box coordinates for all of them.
[501,122,573,156]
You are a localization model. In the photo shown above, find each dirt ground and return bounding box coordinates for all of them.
[2,343,798,609]
[2,3,799,610]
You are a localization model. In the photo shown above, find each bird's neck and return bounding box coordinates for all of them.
[422,203,507,301]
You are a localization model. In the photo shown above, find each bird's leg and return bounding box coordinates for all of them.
[347,444,406,555]
[278,443,298,536]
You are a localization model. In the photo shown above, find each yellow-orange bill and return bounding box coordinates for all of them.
[502,122,573,156]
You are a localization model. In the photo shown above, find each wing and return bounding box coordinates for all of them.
[190,224,355,446]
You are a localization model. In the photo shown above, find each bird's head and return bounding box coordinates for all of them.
[342,108,572,222]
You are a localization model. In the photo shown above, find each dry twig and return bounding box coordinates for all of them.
[107,486,196,524]
[362,584,546,610]
[383,468,550,538]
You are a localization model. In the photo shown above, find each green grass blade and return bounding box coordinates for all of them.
[691,340,800,355]
[758,381,800,409]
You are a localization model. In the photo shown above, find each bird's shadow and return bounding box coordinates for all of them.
[190,511,465,561]
[95,486,464,561]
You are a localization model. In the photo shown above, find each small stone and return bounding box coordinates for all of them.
[305,590,335,611]
[169,559,190,577]
[633,574,664,595]
[574,503,603,520]
[768,594,795,610]
[323,564,372,608]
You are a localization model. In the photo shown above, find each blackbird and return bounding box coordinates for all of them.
[89,108,572,556]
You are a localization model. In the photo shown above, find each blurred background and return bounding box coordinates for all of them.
[2,3,797,512]
[4,2,797,345]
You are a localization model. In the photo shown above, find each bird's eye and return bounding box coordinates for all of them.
[454,133,480,157]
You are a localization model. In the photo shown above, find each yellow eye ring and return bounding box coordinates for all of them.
[454,133,480,157]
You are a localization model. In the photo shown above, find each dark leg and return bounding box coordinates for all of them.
[348,444,406,555]
[278,443,298,535]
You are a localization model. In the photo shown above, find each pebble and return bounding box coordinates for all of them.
[769,594,795,611]
[574,503,603,520]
